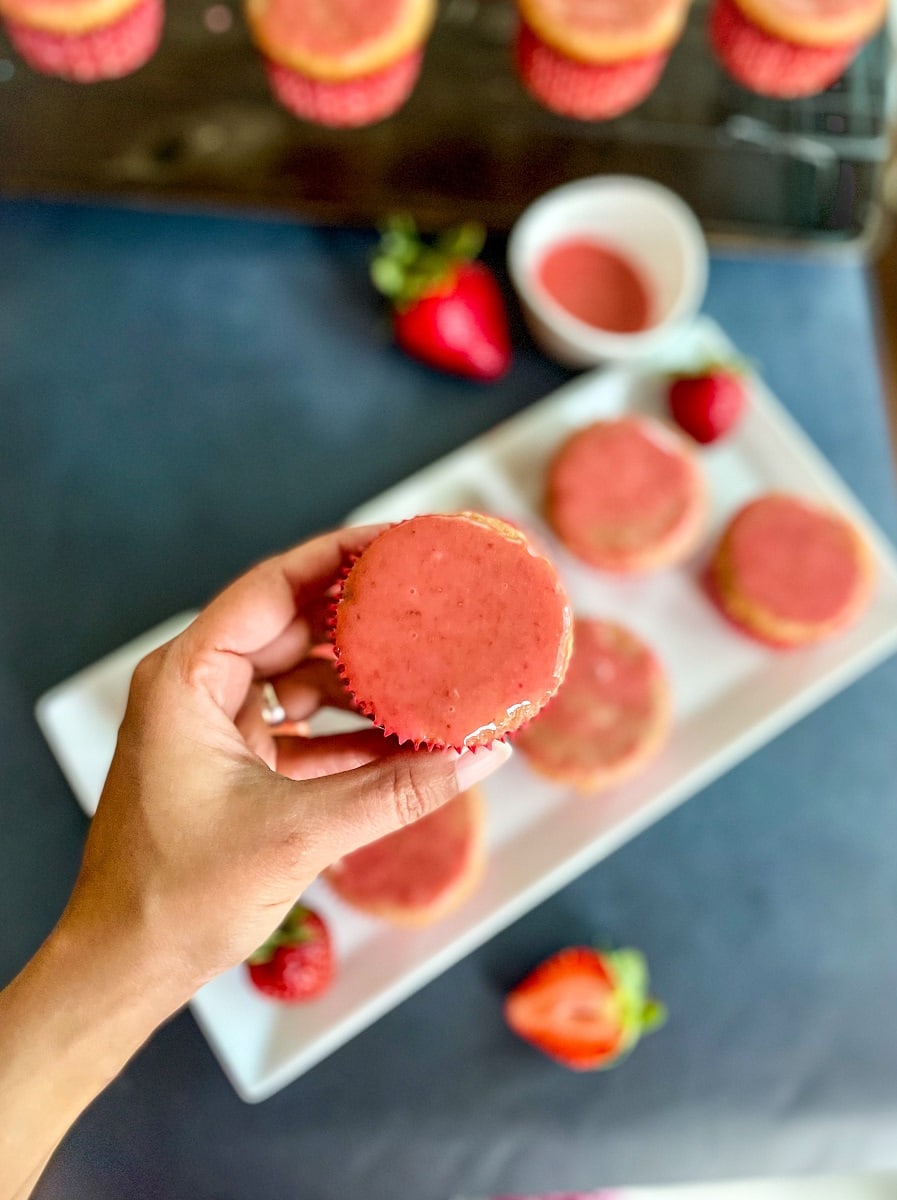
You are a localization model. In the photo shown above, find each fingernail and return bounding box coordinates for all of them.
[453,741,512,792]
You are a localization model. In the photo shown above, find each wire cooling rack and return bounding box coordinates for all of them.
[0,0,891,242]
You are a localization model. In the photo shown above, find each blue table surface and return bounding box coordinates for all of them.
[1,200,896,1200]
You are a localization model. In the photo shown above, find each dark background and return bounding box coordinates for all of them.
[1,198,896,1196]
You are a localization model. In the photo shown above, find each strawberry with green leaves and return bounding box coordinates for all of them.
[246,903,333,1003]
[504,945,666,1070]
[371,216,512,382]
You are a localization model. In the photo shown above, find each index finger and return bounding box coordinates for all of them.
[179,524,385,716]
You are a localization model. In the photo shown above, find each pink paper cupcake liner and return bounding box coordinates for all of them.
[264,49,423,128]
[4,0,163,81]
[515,21,668,120]
[709,0,858,98]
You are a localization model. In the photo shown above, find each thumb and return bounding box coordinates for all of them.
[287,740,512,871]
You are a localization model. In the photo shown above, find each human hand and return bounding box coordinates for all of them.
[61,525,511,1011]
[0,527,511,1199]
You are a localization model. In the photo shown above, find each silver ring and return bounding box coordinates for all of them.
[261,681,286,726]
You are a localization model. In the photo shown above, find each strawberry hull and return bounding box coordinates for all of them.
[514,21,668,121]
[709,0,858,98]
[264,49,422,128]
[4,0,163,82]
[371,216,513,381]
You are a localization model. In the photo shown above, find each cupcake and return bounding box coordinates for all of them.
[244,0,435,127]
[709,494,875,647]
[516,618,670,793]
[546,416,706,573]
[709,0,886,98]
[331,512,573,750]
[1,0,163,81]
[325,786,486,926]
[514,0,691,120]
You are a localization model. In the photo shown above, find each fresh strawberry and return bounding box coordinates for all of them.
[668,367,747,445]
[504,945,666,1070]
[371,216,512,381]
[246,903,333,1003]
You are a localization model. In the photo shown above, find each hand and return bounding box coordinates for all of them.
[0,526,510,1200]
[66,524,511,1002]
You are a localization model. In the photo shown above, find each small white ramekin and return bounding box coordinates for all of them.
[507,175,709,369]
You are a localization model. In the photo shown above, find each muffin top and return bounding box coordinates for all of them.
[244,0,435,79]
[547,416,704,572]
[516,617,669,792]
[733,0,886,47]
[516,0,690,64]
[332,512,573,749]
[715,493,874,629]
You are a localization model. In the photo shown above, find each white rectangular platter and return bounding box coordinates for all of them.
[454,1171,897,1200]
[35,317,897,1103]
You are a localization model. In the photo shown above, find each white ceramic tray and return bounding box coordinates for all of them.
[455,1172,897,1200]
[35,317,897,1102]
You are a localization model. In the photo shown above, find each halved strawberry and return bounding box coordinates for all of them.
[371,216,512,381]
[504,945,665,1070]
[246,903,334,1002]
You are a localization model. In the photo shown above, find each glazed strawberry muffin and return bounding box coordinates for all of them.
[516,617,670,793]
[331,512,573,750]
[709,493,875,646]
[546,416,706,572]
[325,786,486,926]
[244,0,435,127]
[1,0,163,81]
[514,0,691,120]
[709,0,886,98]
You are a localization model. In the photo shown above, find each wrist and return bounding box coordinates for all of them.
[52,897,197,1033]
[0,910,188,1199]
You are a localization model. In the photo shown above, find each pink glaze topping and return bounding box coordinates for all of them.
[516,618,666,782]
[536,238,651,334]
[334,513,573,748]
[255,0,405,58]
[326,788,480,911]
[548,418,699,565]
[722,495,867,623]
